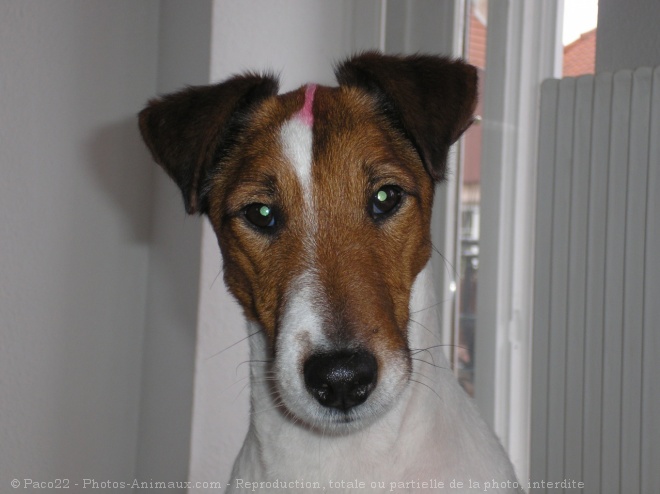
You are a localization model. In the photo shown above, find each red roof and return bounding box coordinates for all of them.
[563,28,597,77]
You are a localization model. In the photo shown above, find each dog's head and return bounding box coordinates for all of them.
[139,52,477,433]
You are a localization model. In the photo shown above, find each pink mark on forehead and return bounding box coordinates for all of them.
[296,84,317,127]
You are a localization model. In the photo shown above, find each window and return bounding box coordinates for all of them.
[450,0,559,482]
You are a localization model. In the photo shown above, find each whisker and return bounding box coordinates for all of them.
[411,343,465,355]
[411,356,450,371]
[411,347,437,367]
[206,328,264,361]
[224,374,250,389]
[235,358,273,374]
[409,378,442,401]
[411,369,437,384]
[234,381,251,401]
[430,241,459,281]
[410,343,464,371]
[408,317,443,343]
[210,267,224,289]
[410,299,445,315]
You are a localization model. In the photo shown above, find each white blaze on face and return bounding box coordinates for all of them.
[280,117,313,193]
[275,86,328,424]
[279,84,316,200]
[279,87,318,247]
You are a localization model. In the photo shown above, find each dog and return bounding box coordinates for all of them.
[139,52,520,493]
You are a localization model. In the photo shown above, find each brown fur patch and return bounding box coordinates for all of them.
[206,85,434,360]
[310,86,433,356]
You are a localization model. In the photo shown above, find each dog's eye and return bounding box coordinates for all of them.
[370,185,403,219]
[244,203,276,229]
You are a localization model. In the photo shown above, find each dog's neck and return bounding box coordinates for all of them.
[238,262,468,481]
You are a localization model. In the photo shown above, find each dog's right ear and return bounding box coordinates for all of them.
[138,74,279,214]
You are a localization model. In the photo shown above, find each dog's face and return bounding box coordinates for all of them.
[139,53,477,433]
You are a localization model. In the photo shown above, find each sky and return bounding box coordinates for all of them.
[562,0,599,45]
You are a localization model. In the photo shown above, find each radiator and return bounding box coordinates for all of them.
[531,67,660,494]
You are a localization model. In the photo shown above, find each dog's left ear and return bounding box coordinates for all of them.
[336,52,478,182]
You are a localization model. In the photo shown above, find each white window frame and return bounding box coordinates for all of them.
[474,0,563,483]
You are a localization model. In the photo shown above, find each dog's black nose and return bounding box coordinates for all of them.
[303,350,378,411]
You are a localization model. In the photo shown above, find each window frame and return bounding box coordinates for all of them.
[472,0,564,483]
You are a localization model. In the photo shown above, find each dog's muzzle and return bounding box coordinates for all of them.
[303,350,378,411]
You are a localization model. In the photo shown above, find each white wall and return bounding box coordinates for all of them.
[135,1,214,488]
[596,0,660,72]
[0,0,158,485]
